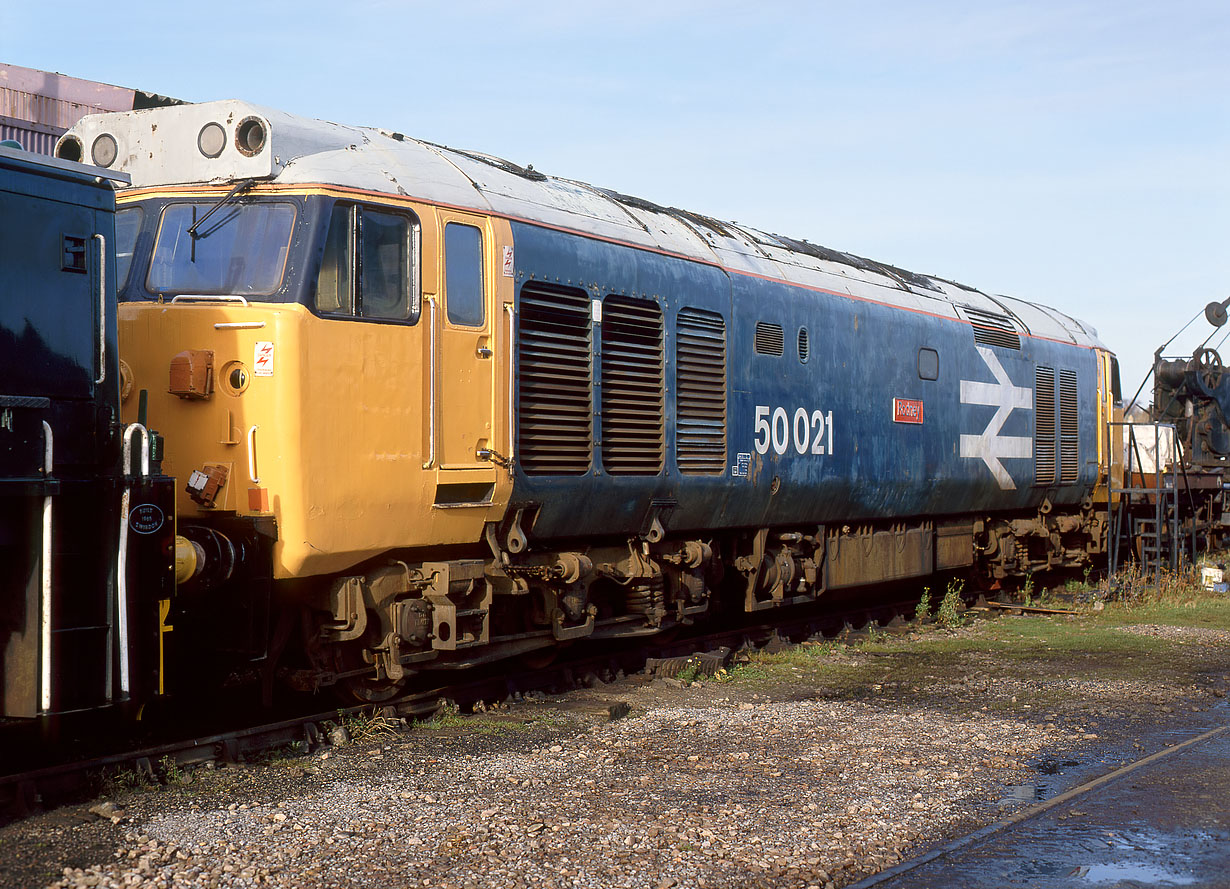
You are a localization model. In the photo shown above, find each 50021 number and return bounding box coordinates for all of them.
[754,405,834,456]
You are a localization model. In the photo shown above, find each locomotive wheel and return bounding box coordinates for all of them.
[341,674,405,705]
[332,641,407,704]
[519,647,559,670]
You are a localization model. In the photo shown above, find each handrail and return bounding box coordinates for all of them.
[117,423,151,700]
[122,423,151,478]
[423,298,437,470]
[170,295,251,306]
[506,302,516,467]
[247,425,261,484]
[40,421,54,712]
[93,234,106,385]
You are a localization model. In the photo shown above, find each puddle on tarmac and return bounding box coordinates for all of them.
[1064,827,1214,886]
[1035,757,1080,776]
[1073,861,1196,885]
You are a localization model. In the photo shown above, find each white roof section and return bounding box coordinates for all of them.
[61,99,1104,350]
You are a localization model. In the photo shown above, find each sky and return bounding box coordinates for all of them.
[5,0,1227,401]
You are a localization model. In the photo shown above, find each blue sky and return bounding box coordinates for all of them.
[6,0,1227,398]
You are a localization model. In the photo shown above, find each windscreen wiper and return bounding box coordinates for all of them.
[188,178,255,261]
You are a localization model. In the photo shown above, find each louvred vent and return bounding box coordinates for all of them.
[1059,369,1079,483]
[601,296,664,475]
[965,307,1021,350]
[676,308,727,474]
[754,322,784,356]
[517,283,592,475]
[1035,366,1056,486]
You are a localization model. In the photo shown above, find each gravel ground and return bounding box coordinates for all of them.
[5,615,1228,889]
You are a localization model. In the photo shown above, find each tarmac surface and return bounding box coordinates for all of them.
[858,721,1230,888]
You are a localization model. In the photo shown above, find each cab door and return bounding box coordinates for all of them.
[436,213,495,469]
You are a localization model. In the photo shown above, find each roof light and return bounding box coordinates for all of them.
[198,122,226,158]
[91,134,118,168]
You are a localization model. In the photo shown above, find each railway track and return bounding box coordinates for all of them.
[845,722,1230,889]
[1,595,926,820]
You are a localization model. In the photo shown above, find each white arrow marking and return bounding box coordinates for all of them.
[959,346,1032,490]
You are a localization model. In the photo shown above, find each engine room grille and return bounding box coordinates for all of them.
[601,296,665,475]
[675,308,727,474]
[1059,369,1079,483]
[754,322,784,356]
[965,307,1021,351]
[517,283,593,476]
[1035,366,1056,486]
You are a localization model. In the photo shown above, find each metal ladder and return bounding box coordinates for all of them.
[1108,421,1194,582]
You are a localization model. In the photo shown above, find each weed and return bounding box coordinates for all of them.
[1109,560,1213,607]
[416,699,464,730]
[99,765,153,797]
[936,580,966,629]
[158,755,187,786]
[914,587,932,623]
[1022,574,1035,607]
[675,660,701,684]
[864,626,889,645]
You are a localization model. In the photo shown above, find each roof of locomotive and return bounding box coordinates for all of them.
[60,99,1104,350]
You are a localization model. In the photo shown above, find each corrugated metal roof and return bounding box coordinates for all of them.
[0,63,180,154]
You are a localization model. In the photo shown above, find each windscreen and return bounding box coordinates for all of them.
[147,201,295,296]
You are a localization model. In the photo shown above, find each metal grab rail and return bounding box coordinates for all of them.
[247,424,261,484]
[40,421,54,712]
[116,424,151,700]
[506,302,516,468]
[170,295,251,306]
[423,298,437,470]
[93,234,106,385]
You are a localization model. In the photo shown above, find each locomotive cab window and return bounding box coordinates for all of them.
[444,222,485,328]
[115,206,143,291]
[147,200,296,296]
[315,203,421,323]
[918,347,939,380]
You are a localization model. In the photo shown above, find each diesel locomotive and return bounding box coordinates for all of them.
[1,144,176,720]
[51,101,1120,702]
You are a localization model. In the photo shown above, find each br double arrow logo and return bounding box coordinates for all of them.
[959,346,1033,490]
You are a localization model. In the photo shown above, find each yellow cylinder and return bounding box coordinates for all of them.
[174,535,200,585]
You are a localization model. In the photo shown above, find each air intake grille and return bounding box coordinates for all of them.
[965,307,1021,350]
[797,327,810,363]
[676,308,727,474]
[754,322,784,356]
[1035,366,1056,486]
[601,296,665,475]
[1059,369,1079,483]
[517,283,592,476]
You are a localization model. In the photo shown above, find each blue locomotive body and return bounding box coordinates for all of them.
[508,220,1100,548]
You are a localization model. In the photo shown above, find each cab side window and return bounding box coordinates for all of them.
[445,222,484,327]
[315,203,420,323]
[316,205,353,313]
